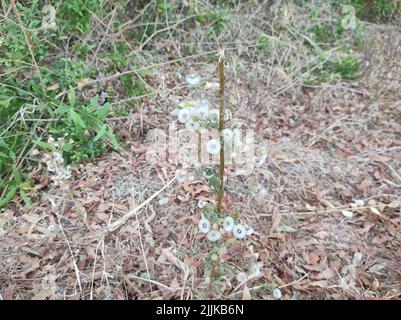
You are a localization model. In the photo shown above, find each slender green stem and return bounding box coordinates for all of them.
[217,56,225,213]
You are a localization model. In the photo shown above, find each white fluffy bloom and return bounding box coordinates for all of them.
[198,218,211,234]
[170,107,180,117]
[206,139,221,155]
[249,263,262,278]
[46,160,55,172]
[195,104,209,120]
[207,230,221,241]
[52,152,63,163]
[185,119,200,131]
[197,200,207,208]
[233,224,247,239]
[208,109,220,123]
[223,216,235,232]
[258,186,268,198]
[185,73,201,85]
[204,82,219,91]
[272,288,282,299]
[175,169,188,183]
[223,129,234,142]
[236,272,248,283]
[158,197,169,206]
[246,228,255,236]
[224,109,232,121]
[256,153,268,167]
[177,108,192,124]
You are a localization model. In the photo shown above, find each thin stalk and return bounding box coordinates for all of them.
[217,55,225,213]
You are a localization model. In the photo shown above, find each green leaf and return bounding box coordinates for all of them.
[208,175,221,191]
[93,125,106,142]
[0,98,12,108]
[19,189,31,207]
[33,140,53,150]
[68,86,76,107]
[0,186,17,208]
[70,109,86,129]
[95,103,110,119]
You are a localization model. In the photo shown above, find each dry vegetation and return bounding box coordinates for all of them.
[0,0,400,300]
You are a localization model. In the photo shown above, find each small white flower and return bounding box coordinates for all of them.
[224,109,232,121]
[46,160,55,172]
[256,153,268,167]
[185,119,200,131]
[185,73,201,86]
[158,197,169,206]
[233,224,247,239]
[207,230,221,241]
[52,152,63,163]
[204,82,219,91]
[195,104,209,120]
[197,200,207,208]
[249,263,262,278]
[236,272,248,283]
[258,186,268,198]
[170,107,180,117]
[175,169,188,183]
[208,109,220,123]
[223,216,235,232]
[246,228,255,236]
[272,288,282,299]
[223,129,234,142]
[198,218,211,233]
[206,139,221,155]
[48,136,55,144]
[177,108,192,124]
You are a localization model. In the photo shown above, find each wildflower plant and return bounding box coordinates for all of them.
[169,52,259,295]
[41,136,72,190]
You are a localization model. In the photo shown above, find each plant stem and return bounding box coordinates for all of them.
[217,55,225,213]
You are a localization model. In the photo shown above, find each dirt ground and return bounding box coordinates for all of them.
[1,5,400,300]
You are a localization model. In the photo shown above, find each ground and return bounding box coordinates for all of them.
[0,1,400,300]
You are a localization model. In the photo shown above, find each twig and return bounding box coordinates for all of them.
[106,177,176,232]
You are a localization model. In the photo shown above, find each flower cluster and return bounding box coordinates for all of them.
[43,136,71,186]
[197,214,254,242]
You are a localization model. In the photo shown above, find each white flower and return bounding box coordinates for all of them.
[185,119,200,131]
[175,169,188,183]
[204,82,219,91]
[170,107,180,117]
[246,228,255,236]
[233,224,247,239]
[177,108,192,124]
[195,104,209,120]
[224,109,232,121]
[236,272,248,283]
[258,186,268,198]
[158,197,169,206]
[63,169,71,180]
[46,160,55,172]
[223,129,234,143]
[272,288,282,299]
[52,152,63,163]
[249,263,261,278]
[208,109,220,123]
[197,200,207,208]
[198,218,211,233]
[206,139,221,155]
[48,136,55,144]
[207,230,221,241]
[223,216,235,232]
[185,73,201,85]
[256,154,268,167]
